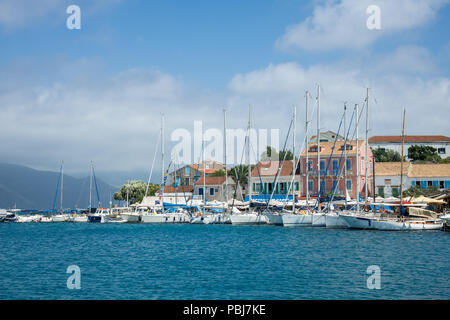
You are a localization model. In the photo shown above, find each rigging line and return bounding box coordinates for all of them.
[266,118,294,209]
[174,152,188,205]
[75,175,88,209]
[92,166,101,207]
[312,112,345,210]
[145,130,161,198]
[249,138,268,206]
[231,131,249,209]
[328,104,363,204]
[189,139,205,207]
[328,107,356,209]
[52,165,62,211]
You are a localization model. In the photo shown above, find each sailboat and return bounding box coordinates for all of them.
[282,86,322,227]
[230,105,267,225]
[52,161,69,222]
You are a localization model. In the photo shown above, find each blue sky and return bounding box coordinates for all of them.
[0,0,449,183]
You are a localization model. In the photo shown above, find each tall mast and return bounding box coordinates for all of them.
[305,91,309,206]
[60,160,64,213]
[355,104,360,213]
[223,108,228,205]
[292,105,296,214]
[365,88,369,203]
[161,114,165,207]
[400,109,406,204]
[344,103,348,208]
[203,138,206,205]
[89,160,93,210]
[247,105,252,210]
[317,84,321,212]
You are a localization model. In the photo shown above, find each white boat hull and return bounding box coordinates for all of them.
[52,215,68,222]
[264,213,283,226]
[311,214,326,227]
[325,214,349,229]
[281,214,312,227]
[142,213,190,224]
[373,220,443,231]
[230,213,267,225]
[340,214,377,229]
[121,213,141,223]
[73,216,88,223]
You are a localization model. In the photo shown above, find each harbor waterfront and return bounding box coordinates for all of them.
[0,223,448,300]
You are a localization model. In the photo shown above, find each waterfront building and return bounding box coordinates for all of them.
[369,135,450,160]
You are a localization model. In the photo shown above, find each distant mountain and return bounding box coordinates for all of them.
[0,163,117,210]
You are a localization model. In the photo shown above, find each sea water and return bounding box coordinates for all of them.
[0,223,448,299]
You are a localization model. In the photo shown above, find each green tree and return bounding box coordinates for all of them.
[114,181,160,204]
[408,145,441,162]
[403,186,440,197]
[261,146,279,161]
[210,169,226,177]
[372,147,402,162]
[279,150,294,161]
[229,164,255,190]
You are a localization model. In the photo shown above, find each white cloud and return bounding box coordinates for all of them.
[276,0,449,51]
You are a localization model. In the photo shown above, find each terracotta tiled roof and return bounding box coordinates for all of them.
[188,165,220,174]
[375,162,409,176]
[300,140,366,157]
[369,135,450,143]
[408,163,450,178]
[251,160,294,177]
[164,185,194,193]
[196,176,231,186]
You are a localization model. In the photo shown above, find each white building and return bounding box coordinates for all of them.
[369,135,450,160]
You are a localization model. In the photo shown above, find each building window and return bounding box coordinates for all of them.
[427,181,432,187]
[332,159,339,174]
[210,188,214,195]
[378,187,384,197]
[307,161,313,171]
[392,187,399,197]
[346,159,352,171]
[440,181,445,189]
[346,179,352,190]
[215,188,219,193]
[415,181,420,187]
[253,183,261,192]
[199,188,203,195]
[295,182,299,191]
[308,180,313,191]
[438,148,446,154]
[380,148,386,152]
[280,183,285,192]
[384,179,391,185]
[320,160,326,173]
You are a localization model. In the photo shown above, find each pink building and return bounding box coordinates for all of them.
[300,140,374,200]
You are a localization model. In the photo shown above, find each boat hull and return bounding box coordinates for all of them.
[325,214,349,229]
[264,213,283,226]
[281,214,312,227]
[52,215,68,222]
[340,215,376,229]
[230,214,267,225]
[372,220,443,231]
[311,214,326,227]
[121,213,141,223]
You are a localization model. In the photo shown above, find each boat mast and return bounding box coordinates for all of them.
[355,104,360,213]
[292,105,296,214]
[344,103,347,208]
[161,113,165,208]
[89,160,93,210]
[203,138,206,205]
[305,91,309,206]
[365,88,369,203]
[60,160,64,213]
[317,85,321,213]
[223,108,228,205]
[400,108,406,204]
[247,105,252,212]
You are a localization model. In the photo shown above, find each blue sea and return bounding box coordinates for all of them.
[0,223,449,300]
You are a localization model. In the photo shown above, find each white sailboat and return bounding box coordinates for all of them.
[52,161,69,222]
